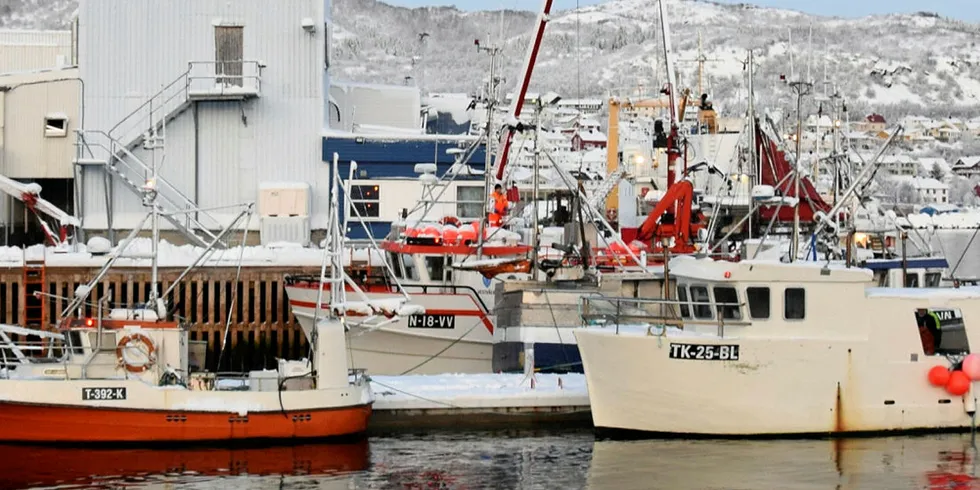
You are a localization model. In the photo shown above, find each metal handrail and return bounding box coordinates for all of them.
[186,60,263,93]
[580,295,749,336]
[82,131,223,234]
[109,70,190,137]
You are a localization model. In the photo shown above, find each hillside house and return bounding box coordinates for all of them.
[572,130,608,151]
[952,157,980,178]
[879,155,918,177]
[894,176,949,204]
[856,114,886,133]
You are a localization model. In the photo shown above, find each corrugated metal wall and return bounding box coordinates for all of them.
[1,74,80,179]
[78,0,328,231]
[0,30,72,74]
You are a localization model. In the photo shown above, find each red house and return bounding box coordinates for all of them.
[572,130,607,151]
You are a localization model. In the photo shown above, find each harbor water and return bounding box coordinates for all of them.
[4,430,980,489]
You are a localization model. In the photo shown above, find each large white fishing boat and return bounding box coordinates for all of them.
[575,255,980,437]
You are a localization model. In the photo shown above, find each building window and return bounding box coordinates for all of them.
[44,115,68,138]
[456,186,484,219]
[746,287,770,319]
[349,184,380,218]
[784,287,805,320]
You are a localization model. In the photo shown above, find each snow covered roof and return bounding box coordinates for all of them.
[575,130,607,142]
[892,175,949,190]
[953,156,980,169]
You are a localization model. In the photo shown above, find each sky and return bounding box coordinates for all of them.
[385,0,980,22]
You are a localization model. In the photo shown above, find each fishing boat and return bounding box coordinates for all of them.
[0,154,397,444]
[284,218,530,375]
[574,255,980,437]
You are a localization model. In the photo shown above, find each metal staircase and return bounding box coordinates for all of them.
[75,61,263,248]
[587,165,627,211]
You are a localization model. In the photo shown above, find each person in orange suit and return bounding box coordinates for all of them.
[488,184,508,227]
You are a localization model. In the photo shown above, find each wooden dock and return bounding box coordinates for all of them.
[0,264,319,371]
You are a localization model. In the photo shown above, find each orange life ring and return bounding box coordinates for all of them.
[440,216,462,227]
[116,333,157,373]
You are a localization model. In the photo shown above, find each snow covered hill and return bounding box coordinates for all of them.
[5,0,980,118]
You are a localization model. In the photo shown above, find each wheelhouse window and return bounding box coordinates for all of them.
[925,272,942,288]
[713,286,741,320]
[676,285,691,319]
[425,256,446,282]
[456,186,484,219]
[915,307,969,356]
[905,273,919,288]
[349,184,380,218]
[387,251,402,279]
[690,285,712,320]
[746,287,770,319]
[401,253,418,281]
[784,287,805,320]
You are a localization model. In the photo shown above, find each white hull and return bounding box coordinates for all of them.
[287,285,494,375]
[575,327,977,436]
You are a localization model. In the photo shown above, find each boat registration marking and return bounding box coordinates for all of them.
[407,314,455,329]
[668,343,739,361]
[82,387,127,401]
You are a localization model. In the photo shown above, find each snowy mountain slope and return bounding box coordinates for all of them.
[4,0,980,118]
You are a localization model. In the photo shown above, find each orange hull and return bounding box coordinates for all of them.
[0,441,369,488]
[0,401,371,443]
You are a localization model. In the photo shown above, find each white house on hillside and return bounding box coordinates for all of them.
[894,176,949,204]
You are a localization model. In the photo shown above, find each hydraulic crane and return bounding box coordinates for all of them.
[634,162,732,255]
[0,174,78,248]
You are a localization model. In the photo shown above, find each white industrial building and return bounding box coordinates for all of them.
[0,29,74,74]
[0,66,80,243]
[74,0,330,247]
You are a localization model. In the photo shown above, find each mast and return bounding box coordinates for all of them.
[787,75,812,262]
[475,36,501,257]
[746,48,756,241]
[530,98,541,277]
[492,0,554,182]
[658,0,681,188]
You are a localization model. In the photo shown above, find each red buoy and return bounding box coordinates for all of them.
[928,366,951,387]
[946,370,971,396]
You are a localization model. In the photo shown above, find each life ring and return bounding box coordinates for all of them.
[605,208,619,222]
[440,216,462,227]
[116,333,157,373]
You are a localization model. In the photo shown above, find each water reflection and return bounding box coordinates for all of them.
[0,439,368,489]
[5,431,980,489]
[587,434,980,490]
[356,430,594,489]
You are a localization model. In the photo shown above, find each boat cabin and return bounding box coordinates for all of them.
[652,256,972,357]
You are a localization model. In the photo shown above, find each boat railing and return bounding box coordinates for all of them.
[580,295,749,337]
[0,325,68,375]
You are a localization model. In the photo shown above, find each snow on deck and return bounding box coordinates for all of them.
[369,373,589,411]
[0,238,386,268]
[865,286,980,299]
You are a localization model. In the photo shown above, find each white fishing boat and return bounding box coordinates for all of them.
[0,154,404,444]
[575,255,980,437]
